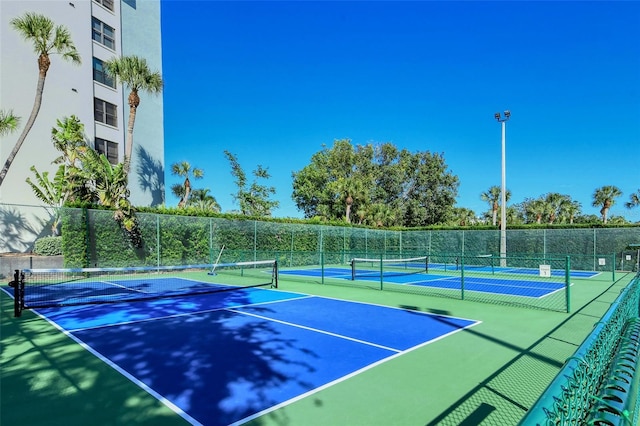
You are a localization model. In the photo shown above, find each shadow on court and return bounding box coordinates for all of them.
[44,291,320,425]
[0,291,187,426]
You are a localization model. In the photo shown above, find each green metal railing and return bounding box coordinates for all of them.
[519,273,640,425]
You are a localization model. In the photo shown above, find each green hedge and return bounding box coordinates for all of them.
[33,236,62,256]
[58,207,640,270]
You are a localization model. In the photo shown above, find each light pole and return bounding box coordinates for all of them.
[494,110,510,267]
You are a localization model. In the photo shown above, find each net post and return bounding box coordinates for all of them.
[565,256,571,313]
[379,252,383,290]
[425,255,429,274]
[273,260,278,289]
[11,269,23,318]
[11,269,19,317]
[350,258,355,281]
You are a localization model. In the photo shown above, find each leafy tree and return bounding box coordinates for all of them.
[26,116,138,241]
[292,139,458,227]
[0,110,20,136]
[48,116,94,202]
[170,161,204,208]
[224,151,279,217]
[81,148,140,244]
[480,186,511,226]
[104,55,163,173]
[26,116,88,234]
[592,185,622,224]
[51,115,85,155]
[1,13,81,187]
[25,166,67,235]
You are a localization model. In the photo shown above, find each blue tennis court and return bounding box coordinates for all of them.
[27,284,479,426]
[426,263,599,278]
[280,267,570,298]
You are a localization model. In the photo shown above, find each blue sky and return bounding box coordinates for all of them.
[161,1,640,221]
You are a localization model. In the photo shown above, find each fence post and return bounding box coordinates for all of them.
[565,256,571,313]
[379,252,384,290]
[157,214,161,268]
[612,252,616,282]
[460,255,465,300]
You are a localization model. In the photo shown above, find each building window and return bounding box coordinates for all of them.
[94,98,117,127]
[93,0,114,12]
[92,17,115,50]
[95,138,119,164]
[93,57,115,88]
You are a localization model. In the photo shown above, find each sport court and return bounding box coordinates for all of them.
[8,268,480,426]
[280,260,598,299]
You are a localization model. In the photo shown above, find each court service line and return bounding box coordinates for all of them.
[225,308,402,353]
[99,280,153,293]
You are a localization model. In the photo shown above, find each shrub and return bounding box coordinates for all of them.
[34,236,63,256]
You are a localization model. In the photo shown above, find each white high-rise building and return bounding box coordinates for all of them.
[0,0,165,208]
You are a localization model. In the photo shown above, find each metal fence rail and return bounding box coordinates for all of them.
[519,273,640,425]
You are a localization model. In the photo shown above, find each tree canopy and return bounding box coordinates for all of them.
[291,139,459,227]
[224,150,279,217]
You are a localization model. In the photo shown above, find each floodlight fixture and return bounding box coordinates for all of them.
[495,111,510,122]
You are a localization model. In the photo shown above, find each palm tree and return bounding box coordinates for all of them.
[525,198,547,224]
[368,202,396,227]
[592,185,622,224]
[561,200,582,224]
[545,193,569,224]
[625,189,640,209]
[187,189,221,212]
[335,176,367,224]
[0,13,81,187]
[104,55,163,173]
[451,207,476,226]
[171,161,204,208]
[480,186,511,226]
[0,110,20,136]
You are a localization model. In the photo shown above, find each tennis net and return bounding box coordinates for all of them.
[10,259,278,316]
[350,256,428,280]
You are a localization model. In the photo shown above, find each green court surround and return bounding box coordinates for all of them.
[1,270,634,425]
